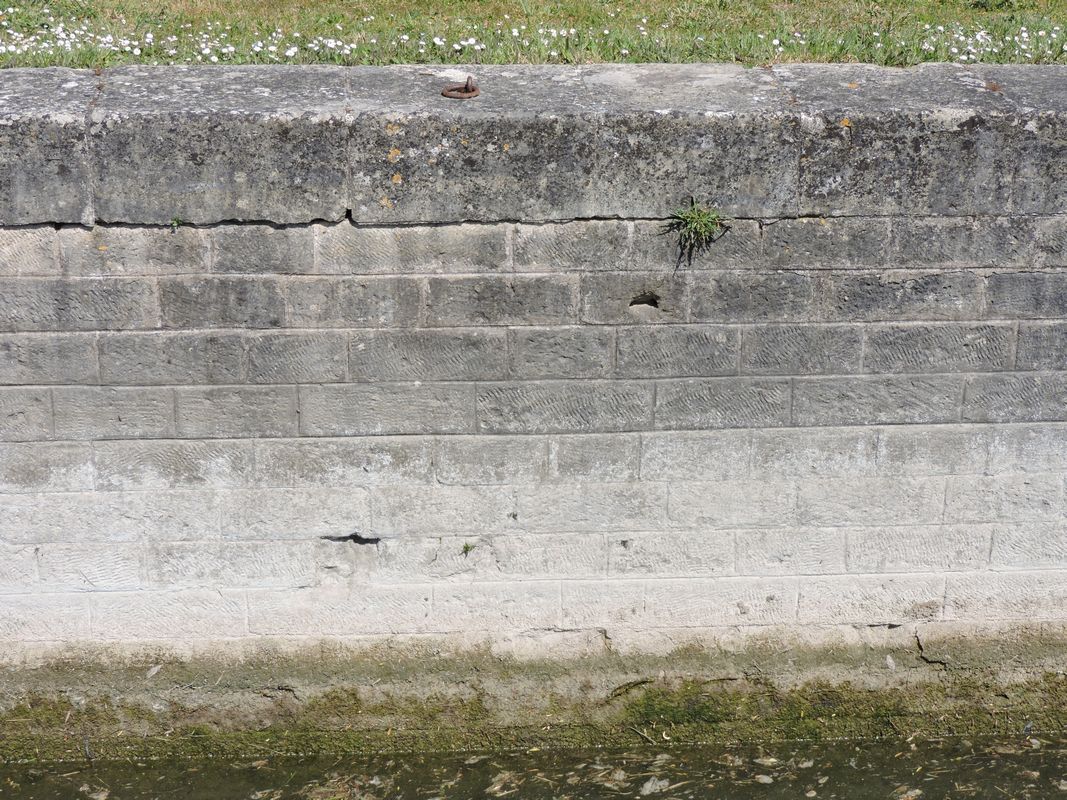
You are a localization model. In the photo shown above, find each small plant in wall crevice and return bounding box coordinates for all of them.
[663,198,729,268]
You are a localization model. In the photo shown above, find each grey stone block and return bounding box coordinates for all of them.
[631,218,763,271]
[287,276,421,328]
[99,332,245,385]
[220,488,370,541]
[147,540,319,589]
[318,222,508,274]
[491,533,608,580]
[764,217,890,268]
[963,373,1067,423]
[247,585,431,636]
[371,485,517,536]
[508,327,614,379]
[93,440,254,491]
[53,387,174,440]
[1034,216,1067,268]
[792,376,962,426]
[300,383,475,436]
[751,427,880,478]
[690,271,821,323]
[176,386,298,438]
[1017,323,1067,370]
[561,580,645,629]
[37,543,142,592]
[736,528,846,576]
[435,436,547,485]
[654,378,790,430]
[477,381,652,434]
[512,221,630,272]
[349,65,796,223]
[350,329,506,381]
[253,436,433,487]
[848,525,991,573]
[986,271,1067,319]
[642,577,798,627]
[210,224,314,274]
[0,442,94,493]
[0,277,159,332]
[0,545,38,594]
[609,531,733,577]
[795,477,945,526]
[0,333,98,385]
[945,475,1064,523]
[987,424,1067,473]
[741,324,862,375]
[991,523,1067,570]
[1011,113,1067,215]
[59,225,208,275]
[0,226,58,275]
[0,594,91,641]
[670,480,796,529]
[640,430,751,481]
[580,272,688,324]
[946,571,1067,622]
[890,216,1036,268]
[0,388,53,442]
[827,270,984,322]
[427,275,577,326]
[160,277,284,329]
[548,434,640,482]
[0,69,95,225]
[876,425,990,476]
[616,325,738,378]
[91,589,247,640]
[428,581,561,633]
[798,574,944,624]
[91,67,349,224]
[517,483,667,532]
[0,491,222,543]
[247,332,348,383]
[863,323,1014,373]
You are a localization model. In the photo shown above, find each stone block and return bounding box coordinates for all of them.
[764,216,890,268]
[962,373,1067,423]
[643,577,798,627]
[616,325,738,378]
[247,585,432,636]
[477,381,652,434]
[53,386,174,440]
[93,440,254,491]
[247,332,348,383]
[435,436,547,485]
[0,442,94,493]
[1017,323,1067,370]
[0,593,91,641]
[0,333,98,385]
[890,216,1036,269]
[147,540,319,589]
[875,425,990,476]
[750,427,880,478]
[863,323,1014,373]
[513,221,630,272]
[946,571,1067,621]
[517,483,667,532]
[0,226,58,275]
[318,221,508,274]
[945,475,1065,523]
[797,574,945,624]
[300,383,475,436]
[736,528,846,575]
[580,272,688,324]
[985,270,1067,319]
[609,531,734,577]
[91,589,247,639]
[160,276,284,329]
[826,270,984,322]
[209,224,314,274]
[654,377,791,430]
[36,543,141,591]
[792,376,962,426]
[287,276,421,328]
[99,332,245,385]
[640,430,751,481]
[669,480,796,529]
[847,525,991,573]
[0,388,52,442]
[91,66,349,224]
[991,523,1067,570]
[175,386,298,438]
[429,581,561,632]
[508,327,614,379]
[631,218,763,270]
[795,477,946,526]
[0,277,159,332]
[370,485,517,536]
[548,433,640,482]
[253,436,433,487]
[740,324,862,375]
[426,275,577,326]
[220,488,370,541]
[690,270,821,323]
[59,225,208,275]
[350,329,506,381]
[986,424,1067,473]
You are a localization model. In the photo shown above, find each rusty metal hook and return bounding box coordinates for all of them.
[442,76,480,100]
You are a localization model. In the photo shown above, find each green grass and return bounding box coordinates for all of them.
[0,0,1064,67]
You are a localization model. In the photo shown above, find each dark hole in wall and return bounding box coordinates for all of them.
[629,291,660,309]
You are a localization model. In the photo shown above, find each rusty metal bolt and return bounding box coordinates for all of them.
[442,76,480,100]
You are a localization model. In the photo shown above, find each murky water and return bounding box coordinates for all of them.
[3,737,1066,799]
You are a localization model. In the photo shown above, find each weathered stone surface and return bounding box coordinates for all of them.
[690,271,821,323]
[351,329,506,381]
[477,381,653,434]
[53,387,174,440]
[792,376,962,426]
[60,225,208,275]
[509,327,614,379]
[654,378,790,430]
[0,333,98,385]
[287,276,421,328]
[160,277,284,329]
[0,226,58,276]
[247,332,348,383]
[319,222,508,274]
[209,225,314,274]
[427,275,577,326]
[175,386,298,438]
[616,325,738,378]
[100,332,245,385]
[862,323,1014,373]
[0,277,159,332]
[300,383,475,435]
[741,324,862,375]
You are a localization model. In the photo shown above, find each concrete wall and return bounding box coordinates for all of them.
[1,63,1065,653]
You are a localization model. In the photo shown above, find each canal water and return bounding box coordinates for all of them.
[2,736,1065,798]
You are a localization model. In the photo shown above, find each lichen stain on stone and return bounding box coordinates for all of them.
[391,173,403,185]
[386,147,402,163]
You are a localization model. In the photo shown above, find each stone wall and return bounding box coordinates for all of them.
[1,63,1065,654]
